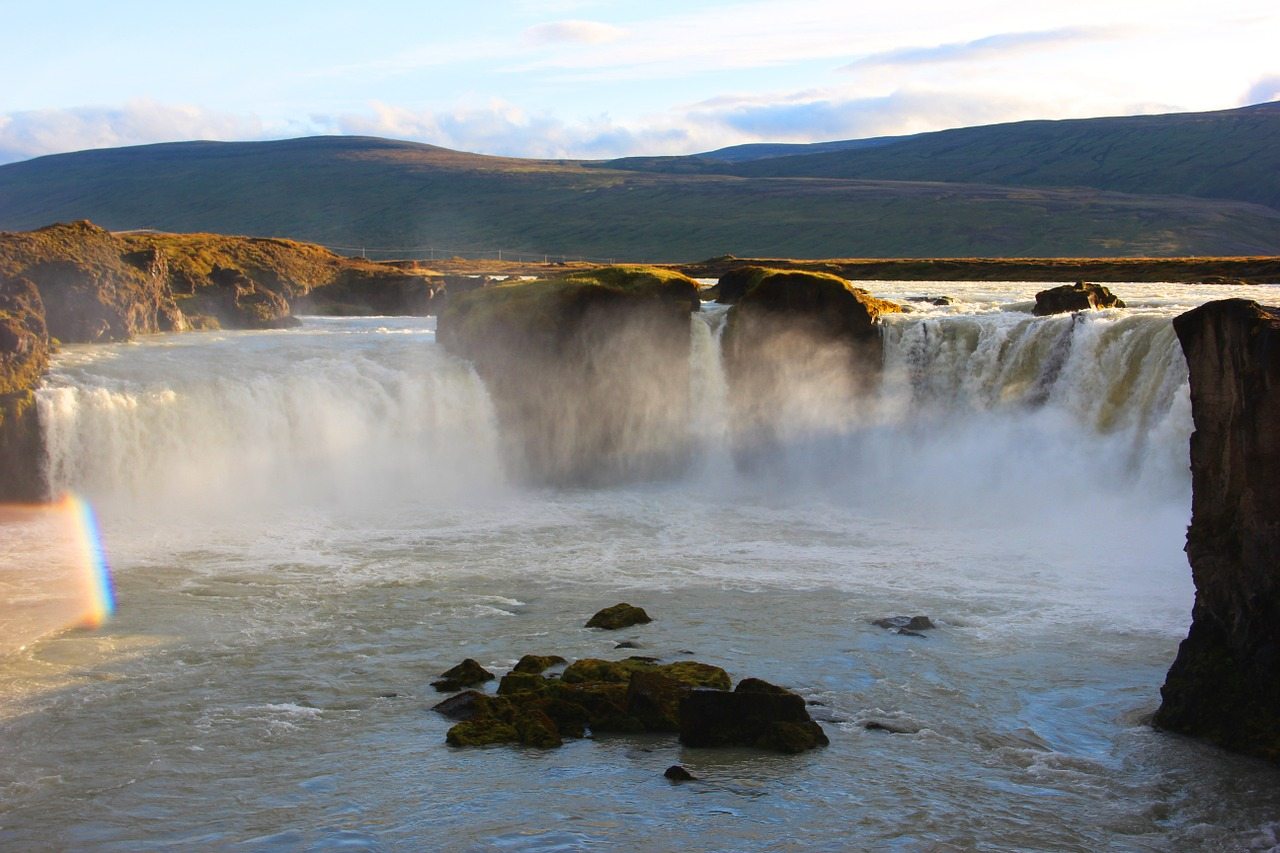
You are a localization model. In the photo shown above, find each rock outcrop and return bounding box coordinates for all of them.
[436,266,701,485]
[679,678,830,753]
[720,268,901,462]
[0,275,50,500]
[585,603,652,630]
[1032,281,1125,316]
[1154,299,1280,762]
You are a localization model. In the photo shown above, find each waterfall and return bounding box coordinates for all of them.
[36,308,1193,526]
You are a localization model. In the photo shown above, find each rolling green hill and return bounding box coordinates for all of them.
[606,102,1280,212]
[1,104,1279,260]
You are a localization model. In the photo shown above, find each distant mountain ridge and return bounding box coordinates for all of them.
[1,103,1278,260]
[603,101,1280,211]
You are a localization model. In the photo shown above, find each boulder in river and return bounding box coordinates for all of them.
[586,603,653,630]
[1032,282,1125,316]
[679,678,829,753]
[432,658,496,692]
[1154,299,1280,763]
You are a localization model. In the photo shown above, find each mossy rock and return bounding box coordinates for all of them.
[512,654,567,674]
[585,603,653,630]
[679,678,829,753]
[446,718,520,747]
[432,658,495,692]
[497,672,552,695]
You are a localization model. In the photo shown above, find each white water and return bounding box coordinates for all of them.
[3,283,1280,851]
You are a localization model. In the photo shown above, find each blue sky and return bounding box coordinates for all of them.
[1,0,1276,163]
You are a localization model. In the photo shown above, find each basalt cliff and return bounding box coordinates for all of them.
[1155,299,1280,762]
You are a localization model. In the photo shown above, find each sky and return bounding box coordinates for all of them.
[0,0,1277,164]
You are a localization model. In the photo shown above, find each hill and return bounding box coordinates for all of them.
[607,102,1280,212]
[1,105,1279,259]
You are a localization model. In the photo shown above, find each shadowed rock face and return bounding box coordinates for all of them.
[1155,299,1280,762]
[1032,281,1125,316]
[0,276,49,500]
[437,266,701,485]
[720,269,900,464]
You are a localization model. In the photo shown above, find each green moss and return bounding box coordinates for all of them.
[446,719,520,747]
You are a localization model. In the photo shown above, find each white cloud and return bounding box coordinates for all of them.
[0,100,274,164]
[1242,75,1280,105]
[839,27,1123,72]
[524,20,626,45]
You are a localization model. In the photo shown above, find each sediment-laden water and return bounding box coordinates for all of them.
[3,283,1280,851]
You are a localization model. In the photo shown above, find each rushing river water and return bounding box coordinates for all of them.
[3,281,1280,851]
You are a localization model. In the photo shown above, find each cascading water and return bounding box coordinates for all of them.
[4,282,1280,851]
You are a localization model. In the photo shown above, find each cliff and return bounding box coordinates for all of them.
[0,276,50,500]
[437,266,700,484]
[1155,299,1280,762]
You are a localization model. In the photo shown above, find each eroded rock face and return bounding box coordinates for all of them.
[436,266,701,485]
[0,276,50,500]
[1032,281,1125,316]
[1154,299,1280,762]
[720,269,901,463]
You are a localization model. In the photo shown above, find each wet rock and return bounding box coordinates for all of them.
[586,603,653,630]
[446,718,520,747]
[1032,281,1125,316]
[431,658,495,692]
[873,616,935,636]
[497,672,552,695]
[432,690,489,720]
[1155,299,1280,763]
[614,641,642,650]
[626,670,689,732]
[664,765,696,782]
[864,719,921,734]
[436,266,701,485]
[512,654,567,675]
[721,269,901,467]
[679,679,829,753]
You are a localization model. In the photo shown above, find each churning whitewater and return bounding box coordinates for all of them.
[3,281,1280,851]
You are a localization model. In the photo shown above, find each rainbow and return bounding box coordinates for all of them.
[64,494,115,628]
[0,493,116,653]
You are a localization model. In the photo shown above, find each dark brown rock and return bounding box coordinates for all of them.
[512,654,567,675]
[1032,281,1125,316]
[586,603,652,630]
[431,690,489,720]
[431,658,495,692]
[714,265,773,304]
[0,276,50,500]
[721,269,901,464]
[436,266,701,485]
[1154,299,1280,763]
[664,765,696,781]
[678,679,829,753]
[873,615,936,636]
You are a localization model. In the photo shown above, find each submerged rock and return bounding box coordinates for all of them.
[431,690,488,720]
[1032,282,1125,316]
[679,678,829,753]
[432,658,496,692]
[586,603,653,630]
[873,616,936,637]
[1154,299,1280,763]
[664,765,696,782]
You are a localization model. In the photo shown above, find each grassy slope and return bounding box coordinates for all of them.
[1,129,1279,260]
[623,102,1280,211]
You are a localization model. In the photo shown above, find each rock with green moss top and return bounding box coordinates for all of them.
[497,671,552,695]
[512,654,567,674]
[432,658,495,692]
[446,718,520,747]
[585,603,652,630]
[679,678,829,753]
[436,265,701,485]
[714,265,775,305]
[721,268,901,467]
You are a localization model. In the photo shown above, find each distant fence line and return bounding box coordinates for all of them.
[315,243,628,265]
